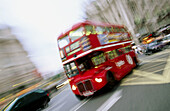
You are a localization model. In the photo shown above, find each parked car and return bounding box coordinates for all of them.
[144,40,165,55]
[2,89,50,111]
[162,34,170,46]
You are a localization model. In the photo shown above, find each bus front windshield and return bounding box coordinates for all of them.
[58,35,70,48]
[64,62,79,78]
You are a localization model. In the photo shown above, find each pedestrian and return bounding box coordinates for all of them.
[132,45,143,55]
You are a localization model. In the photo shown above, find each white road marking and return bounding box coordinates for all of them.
[70,97,92,111]
[163,53,170,82]
[139,51,170,62]
[141,59,170,63]
[122,77,139,83]
[44,90,69,111]
[121,68,170,86]
[122,49,170,86]
[54,86,70,97]
[121,81,167,86]
[46,102,65,111]
[139,62,166,70]
[96,90,122,111]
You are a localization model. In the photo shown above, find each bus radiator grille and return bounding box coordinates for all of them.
[77,80,93,94]
[84,80,93,90]
[77,82,86,93]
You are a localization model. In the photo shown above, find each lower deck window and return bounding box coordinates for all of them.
[91,53,106,66]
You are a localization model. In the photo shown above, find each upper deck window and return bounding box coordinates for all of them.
[85,25,96,35]
[105,27,113,33]
[112,27,120,32]
[69,27,85,42]
[96,26,105,34]
[120,28,126,32]
[58,35,69,48]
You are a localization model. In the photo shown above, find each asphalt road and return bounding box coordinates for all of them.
[43,49,170,111]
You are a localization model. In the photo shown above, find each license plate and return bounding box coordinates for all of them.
[83,91,94,96]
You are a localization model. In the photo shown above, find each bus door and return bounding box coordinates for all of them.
[106,49,126,80]
[114,49,128,76]
[117,47,134,76]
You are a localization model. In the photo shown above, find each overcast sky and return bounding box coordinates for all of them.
[0,0,92,75]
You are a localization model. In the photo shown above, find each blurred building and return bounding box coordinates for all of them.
[0,25,41,96]
[85,0,170,44]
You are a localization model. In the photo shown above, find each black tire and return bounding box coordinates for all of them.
[106,72,115,89]
[42,98,49,109]
[133,57,139,68]
[75,94,85,100]
[158,47,161,51]
[148,51,152,55]
[164,45,168,49]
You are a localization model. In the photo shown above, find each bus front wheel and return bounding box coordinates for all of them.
[106,72,116,89]
[133,57,139,68]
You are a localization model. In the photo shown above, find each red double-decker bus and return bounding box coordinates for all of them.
[57,21,138,99]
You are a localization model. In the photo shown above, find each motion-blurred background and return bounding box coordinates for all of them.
[0,0,169,109]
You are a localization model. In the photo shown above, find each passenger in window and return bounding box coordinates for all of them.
[118,49,124,55]
[108,51,114,60]
[125,47,130,53]
[85,60,92,69]
[98,54,105,63]
[73,70,77,75]
[112,50,118,57]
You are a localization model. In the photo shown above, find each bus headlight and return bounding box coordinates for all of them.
[72,85,77,90]
[95,78,102,83]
